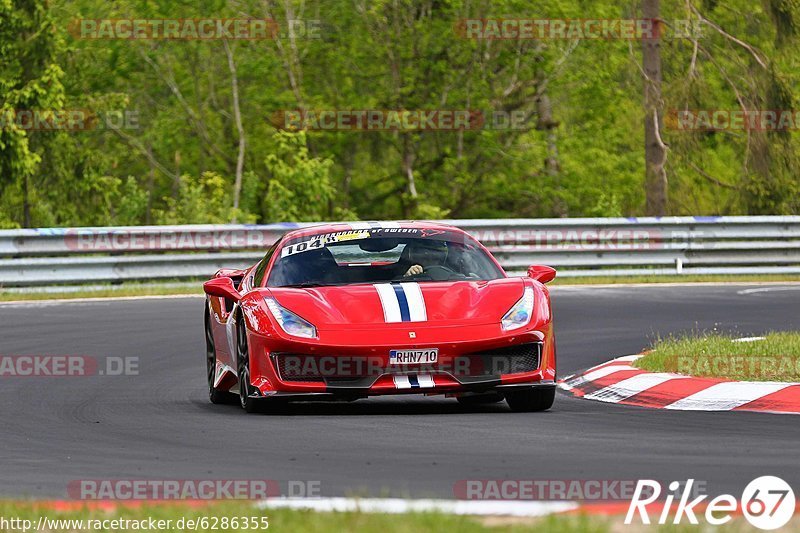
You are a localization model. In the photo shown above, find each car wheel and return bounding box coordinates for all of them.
[505,387,555,412]
[236,318,262,413]
[205,303,236,405]
[456,392,505,406]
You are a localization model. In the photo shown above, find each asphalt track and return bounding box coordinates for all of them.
[1,284,799,500]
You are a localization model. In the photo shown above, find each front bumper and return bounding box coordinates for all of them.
[251,381,557,401]
[244,323,557,398]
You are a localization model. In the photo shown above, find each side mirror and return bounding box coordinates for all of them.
[203,277,241,301]
[527,265,557,284]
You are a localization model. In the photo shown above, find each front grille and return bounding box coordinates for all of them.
[272,343,541,384]
[458,342,541,378]
[272,354,379,382]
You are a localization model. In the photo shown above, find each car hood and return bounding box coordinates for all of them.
[263,277,526,330]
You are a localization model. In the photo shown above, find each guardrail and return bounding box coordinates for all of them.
[0,216,799,286]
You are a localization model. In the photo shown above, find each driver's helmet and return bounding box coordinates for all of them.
[407,239,448,267]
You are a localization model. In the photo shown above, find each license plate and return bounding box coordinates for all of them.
[389,348,438,365]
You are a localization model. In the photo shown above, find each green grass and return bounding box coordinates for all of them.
[4,500,796,533]
[2,274,799,302]
[0,285,202,302]
[0,500,606,533]
[636,332,800,381]
[1,500,797,532]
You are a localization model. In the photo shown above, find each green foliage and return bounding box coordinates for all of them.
[111,176,149,225]
[154,172,251,224]
[263,131,336,222]
[0,0,798,228]
[0,0,66,226]
[415,203,451,220]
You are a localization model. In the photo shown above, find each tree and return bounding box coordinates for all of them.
[642,0,668,216]
[0,0,66,227]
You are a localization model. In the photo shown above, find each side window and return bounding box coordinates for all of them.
[253,240,280,287]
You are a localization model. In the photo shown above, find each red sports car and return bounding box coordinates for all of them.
[203,221,557,413]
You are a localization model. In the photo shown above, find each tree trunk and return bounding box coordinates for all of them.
[22,173,31,228]
[537,93,560,177]
[536,92,566,216]
[145,143,155,224]
[642,0,668,216]
[173,150,181,198]
[224,40,246,222]
[401,134,418,217]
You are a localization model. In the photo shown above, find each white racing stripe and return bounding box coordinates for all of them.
[392,374,435,389]
[393,375,412,389]
[257,497,578,517]
[584,373,688,403]
[400,282,427,322]
[665,381,793,411]
[374,282,427,323]
[375,284,402,323]
[417,374,435,388]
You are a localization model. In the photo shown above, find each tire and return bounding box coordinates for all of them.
[205,303,236,405]
[456,392,505,406]
[504,387,555,412]
[236,318,263,413]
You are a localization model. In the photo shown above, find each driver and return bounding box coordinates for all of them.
[403,240,449,277]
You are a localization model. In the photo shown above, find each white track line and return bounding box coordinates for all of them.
[256,497,578,517]
[665,382,793,411]
[737,286,800,295]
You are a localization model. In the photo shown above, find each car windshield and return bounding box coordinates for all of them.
[267,229,504,287]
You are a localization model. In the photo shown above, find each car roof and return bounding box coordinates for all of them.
[279,221,466,241]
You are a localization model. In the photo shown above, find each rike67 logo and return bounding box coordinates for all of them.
[626,477,795,530]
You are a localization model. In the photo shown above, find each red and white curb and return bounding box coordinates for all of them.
[559,355,800,414]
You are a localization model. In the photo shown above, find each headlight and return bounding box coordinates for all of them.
[501,287,535,331]
[265,297,317,338]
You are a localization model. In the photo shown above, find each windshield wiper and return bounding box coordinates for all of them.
[281,282,327,288]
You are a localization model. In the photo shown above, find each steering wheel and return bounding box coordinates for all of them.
[422,265,457,281]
